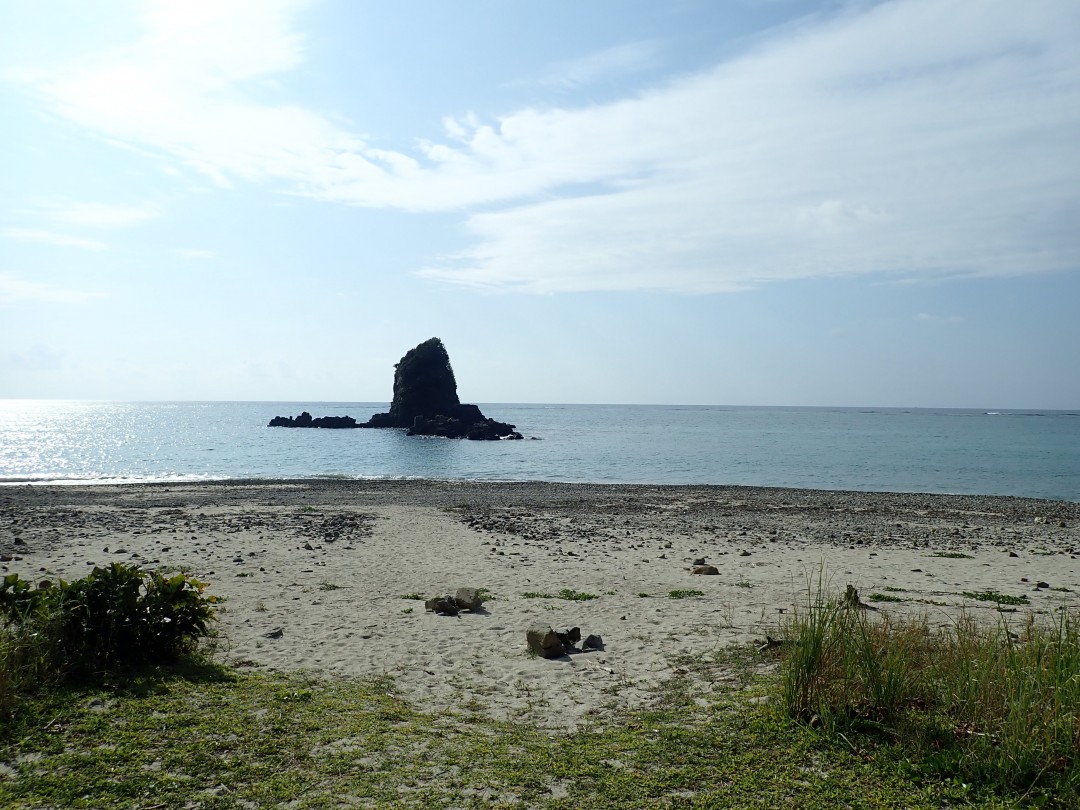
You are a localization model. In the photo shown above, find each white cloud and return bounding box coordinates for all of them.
[0,273,104,304]
[1,228,108,251]
[11,0,1080,293]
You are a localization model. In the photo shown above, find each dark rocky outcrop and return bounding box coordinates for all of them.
[268,412,359,429]
[360,338,523,440]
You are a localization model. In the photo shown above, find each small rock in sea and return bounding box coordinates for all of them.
[264,628,284,639]
[693,557,706,566]
[1035,581,1050,589]
[739,551,752,557]
[583,634,604,651]
[692,565,719,575]
[1009,551,1019,558]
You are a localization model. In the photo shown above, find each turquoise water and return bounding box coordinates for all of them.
[1,401,1078,501]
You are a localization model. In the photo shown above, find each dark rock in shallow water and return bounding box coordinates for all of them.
[361,338,523,440]
[268,411,359,429]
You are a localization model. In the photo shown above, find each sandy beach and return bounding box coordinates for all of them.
[2,480,1079,728]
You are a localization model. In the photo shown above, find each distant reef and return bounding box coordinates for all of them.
[361,338,522,440]
[268,338,523,440]
[267,412,358,429]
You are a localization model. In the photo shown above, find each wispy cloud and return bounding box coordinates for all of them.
[1,228,108,251]
[176,248,216,259]
[916,312,963,323]
[11,0,1080,293]
[533,41,661,89]
[48,202,163,228]
[0,273,104,304]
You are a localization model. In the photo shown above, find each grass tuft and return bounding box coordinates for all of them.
[868,592,906,603]
[962,590,1029,606]
[778,580,1080,803]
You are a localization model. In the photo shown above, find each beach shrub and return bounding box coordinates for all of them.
[0,563,218,684]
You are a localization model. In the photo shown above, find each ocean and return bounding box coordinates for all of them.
[1,401,1078,501]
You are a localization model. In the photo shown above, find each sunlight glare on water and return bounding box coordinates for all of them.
[0,401,1078,500]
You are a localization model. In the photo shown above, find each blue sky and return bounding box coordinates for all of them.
[2,0,1078,407]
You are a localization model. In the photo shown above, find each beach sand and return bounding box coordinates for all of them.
[3,480,1079,728]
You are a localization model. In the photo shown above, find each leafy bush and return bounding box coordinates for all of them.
[0,563,219,683]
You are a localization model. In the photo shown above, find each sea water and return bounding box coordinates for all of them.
[0,401,1078,501]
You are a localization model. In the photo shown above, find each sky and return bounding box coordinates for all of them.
[1,0,1078,408]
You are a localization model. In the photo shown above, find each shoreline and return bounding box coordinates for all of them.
[3,479,1079,727]
[3,474,1077,505]
[4,475,1080,506]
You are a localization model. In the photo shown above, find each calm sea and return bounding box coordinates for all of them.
[0,401,1078,501]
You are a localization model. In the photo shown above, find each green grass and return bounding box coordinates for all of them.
[962,590,1030,606]
[523,589,601,601]
[557,589,599,601]
[868,592,906,603]
[778,584,1080,806]
[0,650,1021,809]
[667,589,705,599]
[399,593,425,600]
[5,572,1079,808]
